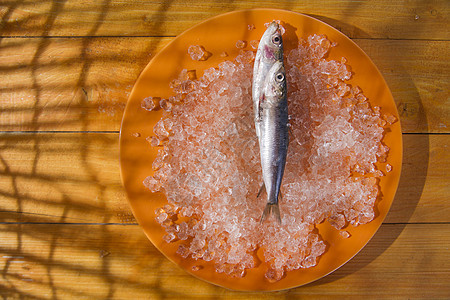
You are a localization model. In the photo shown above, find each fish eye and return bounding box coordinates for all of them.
[275,73,284,82]
[272,35,281,45]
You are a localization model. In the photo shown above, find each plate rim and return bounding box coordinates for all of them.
[119,8,403,291]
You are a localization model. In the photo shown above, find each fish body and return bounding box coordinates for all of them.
[252,22,284,138]
[252,22,289,224]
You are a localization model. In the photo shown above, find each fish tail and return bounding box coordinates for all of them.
[260,203,281,224]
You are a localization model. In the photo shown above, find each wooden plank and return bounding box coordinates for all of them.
[0,223,448,298]
[354,39,450,134]
[0,133,448,224]
[0,38,448,133]
[0,133,134,224]
[0,0,448,40]
[0,37,171,132]
[384,134,449,223]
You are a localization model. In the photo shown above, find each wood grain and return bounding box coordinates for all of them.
[0,38,448,132]
[0,133,131,224]
[384,134,450,224]
[0,223,448,298]
[0,133,448,224]
[0,37,170,132]
[354,39,450,134]
[0,0,448,40]
[0,1,448,297]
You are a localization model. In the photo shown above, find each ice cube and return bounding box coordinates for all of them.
[188,45,210,61]
[141,96,159,111]
[235,40,247,49]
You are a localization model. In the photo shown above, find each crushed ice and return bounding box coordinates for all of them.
[188,45,211,61]
[142,33,394,281]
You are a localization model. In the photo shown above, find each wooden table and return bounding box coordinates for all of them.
[1,1,448,298]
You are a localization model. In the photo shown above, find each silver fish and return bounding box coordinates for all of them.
[252,22,289,224]
[252,21,284,138]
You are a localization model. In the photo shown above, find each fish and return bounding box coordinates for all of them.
[252,22,289,224]
[252,21,284,138]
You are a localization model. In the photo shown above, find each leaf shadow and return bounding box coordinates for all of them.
[0,0,195,298]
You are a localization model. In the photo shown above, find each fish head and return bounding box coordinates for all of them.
[264,61,286,100]
[259,22,283,63]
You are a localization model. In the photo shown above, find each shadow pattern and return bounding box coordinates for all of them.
[0,0,435,298]
[0,0,191,298]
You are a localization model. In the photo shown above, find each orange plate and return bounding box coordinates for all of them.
[119,9,402,291]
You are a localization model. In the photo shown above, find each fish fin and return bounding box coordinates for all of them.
[260,203,281,224]
[278,190,283,202]
[257,183,265,198]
